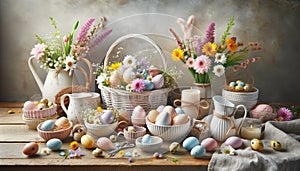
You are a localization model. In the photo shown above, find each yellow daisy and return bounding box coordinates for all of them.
[202,42,218,57]
[226,38,237,52]
[108,62,122,70]
[172,48,184,61]
[70,141,79,150]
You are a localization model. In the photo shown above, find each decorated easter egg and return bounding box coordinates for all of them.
[156,105,165,113]
[145,80,154,90]
[147,110,159,123]
[132,105,146,119]
[123,67,136,84]
[148,66,161,77]
[183,137,199,151]
[201,138,218,152]
[238,82,245,87]
[92,148,103,157]
[236,80,242,84]
[46,138,62,151]
[169,142,180,154]
[109,72,121,88]
[270,140,281,151]
[190,145,206,158]
[141,134,152,144]
[224,136,243,149]
[55,117,70,128]
[37,103,45,110]
[250,138,264,151]
[172,114,189,125]
[41,120,55,131]
[101,110,115,124]
[96,137,115,151]
[175,107,185,114]
[23,101,37,110]
[235,85,244,91]
[23,142,39,156]
[229,82,236,87]
[81,134,95,149]
[152,74,164,89]
[155,112,171,126]
[127,126,136,132]
[162,106,177,119]
[250,104,273,119]
[244,84,251,91]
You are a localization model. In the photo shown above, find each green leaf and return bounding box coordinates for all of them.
[221,16,235,45]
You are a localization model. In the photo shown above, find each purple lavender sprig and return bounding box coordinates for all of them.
[89,28,112,49]
[194,37,204,56]
[204,22,215,43]
[77,18,95,45]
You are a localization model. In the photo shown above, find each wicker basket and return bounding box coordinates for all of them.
[99,34,170,113]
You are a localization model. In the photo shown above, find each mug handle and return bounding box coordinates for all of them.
[60,94,70,116]
[233,104,247,135]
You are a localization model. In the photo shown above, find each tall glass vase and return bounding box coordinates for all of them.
[193,83,212,119]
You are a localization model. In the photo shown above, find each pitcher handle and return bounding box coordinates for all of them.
[233,104,247,135]
[28,56,44,92]
[77,57,93,91]
[60,94,70,116]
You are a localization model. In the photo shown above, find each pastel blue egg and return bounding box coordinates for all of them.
[238,82,245,87]
[175,108,185,114]
[41,120,55,131]
[229,82,236,87]
[183,137,199,151]
[46,138,62,151]
[142,134,152,144]
[145,80,154,90]
[190,145,206,158]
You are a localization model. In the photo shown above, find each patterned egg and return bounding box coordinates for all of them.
[46,138,62,151]
[229,84,235,90]
[190,145,206,158]
[147,110,159,123]
[156,105,165,113]
[123,67,136,84]
[81,134,95,149]
[244,84,251,91]
[235,85,244,91]
[145,80,154,90]
[41,120,55,131]
[238,82,245,87]
[169,142,180,154]
[132,105,146,119]
[175,107,185,114]
[201,138,218,151]
[55,117,70,128]
[250,104,273,119]
[183,136,199,151]
[224,136,243,149]
[141,134,152,144]
[101,110,115,124]
[152,74,164,89]
[155,112,171,126]
[270,140,281,151]
[172,114,189,125]
[162,106,177,119]
[127,126,136,132]
[250,138,264,151]
[148,66,161,77]
[23,101,37,110]
[96,137,116,151]
[229,82,236,87]
[23,142,39,156]
[109,72,121,88]
[236,80,242,84]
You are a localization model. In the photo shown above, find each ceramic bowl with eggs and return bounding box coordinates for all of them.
[122,126,147,144]
[23,113,58,130]
[37,117,73,141]
[22,100,57,119]
[135,135,163,152]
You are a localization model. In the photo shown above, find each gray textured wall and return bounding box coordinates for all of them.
[0,0,300,103]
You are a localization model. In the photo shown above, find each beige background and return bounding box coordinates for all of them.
[0,0,300,103]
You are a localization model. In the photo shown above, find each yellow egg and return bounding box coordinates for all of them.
[81,134,95,149]
[270,140,281,151]
[147,110,159,123]
[235,85,244,92]
[250,138,264,151]
[236,80,242,84]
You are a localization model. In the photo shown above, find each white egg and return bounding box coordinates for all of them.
[152,74,164,89]
[123,67,136,84]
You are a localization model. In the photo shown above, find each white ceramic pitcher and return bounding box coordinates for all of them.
[210,95,247,142]
[28,57,93,102]
[60,92,100,124]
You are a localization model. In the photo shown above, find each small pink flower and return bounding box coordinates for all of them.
[131,79,146,93]
[30,43,47,59]
[63,36,69,42]
[193,55,211,74]
[278,107,293,121]
[186,58,195,68]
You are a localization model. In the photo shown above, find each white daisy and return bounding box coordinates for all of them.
[126,84,133,92]
[213,65,225,77]
[96,74,107,84]
[123,55,137,67]
[147,75,153,82]
[221,145,235,156]
[40,148,51,155]
[215,53,227,64]
[64,56,77,75]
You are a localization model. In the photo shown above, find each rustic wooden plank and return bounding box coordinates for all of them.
[0,102,24,108]
[0,107,24,124]
[0,125,44,142]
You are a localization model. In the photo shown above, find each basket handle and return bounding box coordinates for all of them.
[104,34,167,71]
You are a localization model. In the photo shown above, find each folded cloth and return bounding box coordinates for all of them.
[208,119,300,171]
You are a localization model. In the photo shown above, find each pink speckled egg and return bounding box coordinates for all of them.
[224,136,243,149]
[96,137,115,151]
[250,104,273,119]
[132,105,146,119]
[23,101,37,110]
[201,138,218,152]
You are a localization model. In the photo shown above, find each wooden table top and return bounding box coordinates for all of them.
[0,102,210,171]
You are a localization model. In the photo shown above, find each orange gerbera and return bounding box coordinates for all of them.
[226,37,237,52]
[172,48,184,61]
[202,42,217,57]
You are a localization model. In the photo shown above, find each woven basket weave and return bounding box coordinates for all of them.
[99,34,170,113]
